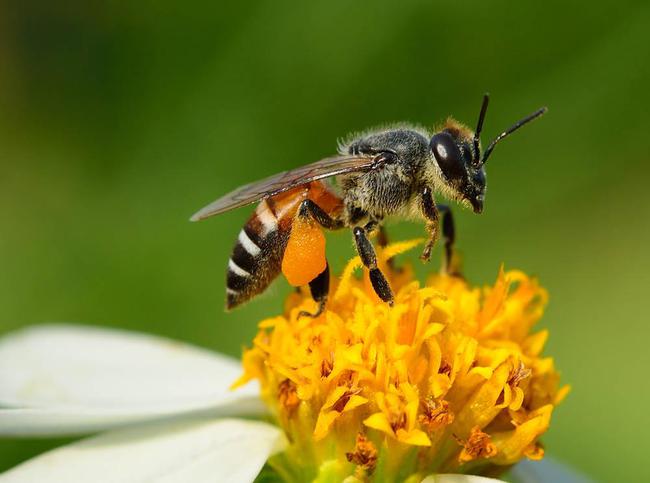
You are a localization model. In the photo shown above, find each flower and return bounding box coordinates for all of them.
[234,240,569,481]
[0,241,569,482]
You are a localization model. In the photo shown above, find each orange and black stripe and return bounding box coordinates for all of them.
[226,198,290,309]
[225,182,343,309]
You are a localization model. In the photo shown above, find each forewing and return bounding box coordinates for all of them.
[190,154,376,221]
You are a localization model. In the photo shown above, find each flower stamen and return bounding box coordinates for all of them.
[278,379,300,414]
[346,432,378,475]
[419,397,455,432]
[456,426,498,463]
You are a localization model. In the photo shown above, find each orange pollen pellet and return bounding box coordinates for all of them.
[282,215,327,287]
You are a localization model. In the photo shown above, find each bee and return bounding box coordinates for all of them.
[191,94,546,316]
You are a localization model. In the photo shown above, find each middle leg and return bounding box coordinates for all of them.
[353,224,394,305]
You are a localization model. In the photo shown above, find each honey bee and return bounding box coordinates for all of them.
[191,95,546,316]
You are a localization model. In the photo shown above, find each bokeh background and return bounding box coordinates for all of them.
[1,1,649,481]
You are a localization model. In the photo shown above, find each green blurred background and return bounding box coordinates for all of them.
[1,1,649,481]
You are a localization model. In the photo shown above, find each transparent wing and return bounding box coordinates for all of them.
[190,154,377,221]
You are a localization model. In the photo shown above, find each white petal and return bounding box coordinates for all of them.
[422,475,505,483]
[0,324,264,436]
[0,417,285,483]
[0,396,265,437]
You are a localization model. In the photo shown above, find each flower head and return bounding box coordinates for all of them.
[235,240,568,481]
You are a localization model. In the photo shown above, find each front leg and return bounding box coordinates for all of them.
[437,204,456,274]
[419,186,440,262]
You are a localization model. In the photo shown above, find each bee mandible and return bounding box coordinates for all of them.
[191,94,546,317]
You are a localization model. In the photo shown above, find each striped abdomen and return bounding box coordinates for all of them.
[226,182,342,309]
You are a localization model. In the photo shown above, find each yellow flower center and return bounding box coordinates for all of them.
[233,240,569,482]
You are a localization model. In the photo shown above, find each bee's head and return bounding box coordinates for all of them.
[429,94,547,214]
[430,120,486,213]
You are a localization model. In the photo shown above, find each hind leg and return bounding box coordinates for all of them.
[298,262,330,318]
[298,199,345,230]
[294,199,340,318]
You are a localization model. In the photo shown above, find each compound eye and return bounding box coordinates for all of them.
[430,132,464,180]
[462,143,475,163]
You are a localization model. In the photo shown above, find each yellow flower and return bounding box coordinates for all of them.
[234,240,568,482]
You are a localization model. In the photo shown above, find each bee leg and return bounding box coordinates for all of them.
[298,262,330,318]
[438,204,459,276]
[420,186,440,262]
[353,226,394,306]
[298,199,345,230]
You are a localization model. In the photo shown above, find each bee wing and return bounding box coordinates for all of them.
[190,154,378,221]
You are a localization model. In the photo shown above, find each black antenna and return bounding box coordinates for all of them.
[473,94,490,165]
[481,106,548,165]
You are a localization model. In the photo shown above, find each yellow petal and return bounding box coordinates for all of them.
[422,322,445,340]
[364,412,395,436]
[343,394,369,412]
[491,405,553,464]
[522,329,548,356]
[322,386,348,410]
[314,410,340,440]
[381,238,424,260]
[430,374,451,398]
[468,366,493,380]
[333,256,363,300]
[454,362,510,434]
[396,428,431,446]
[555,385,571,405]
[510,387,525,411]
